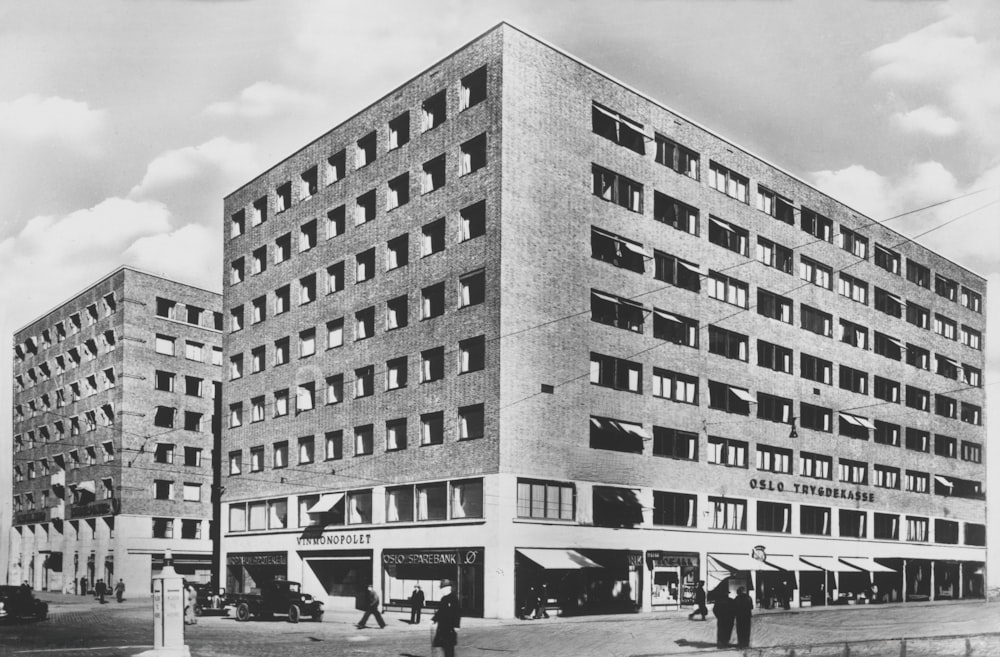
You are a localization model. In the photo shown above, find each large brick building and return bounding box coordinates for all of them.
[219,24,986,619]
[8,267,222,595]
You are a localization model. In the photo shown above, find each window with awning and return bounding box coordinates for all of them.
[593,486,644,528]
[589,416,648,454]
[518,548,603,570]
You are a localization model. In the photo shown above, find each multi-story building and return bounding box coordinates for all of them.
[9,267,223,596]
[220,24,986,619]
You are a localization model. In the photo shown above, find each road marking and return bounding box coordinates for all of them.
[14,646,153,654]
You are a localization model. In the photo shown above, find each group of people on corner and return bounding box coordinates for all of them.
[76,576,126,603]
[688,581,754,649]
[356,580,461,657]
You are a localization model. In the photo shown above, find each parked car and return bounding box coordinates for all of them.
[0,585,48,622]
[192,583,229,617]
[228,579,323,623]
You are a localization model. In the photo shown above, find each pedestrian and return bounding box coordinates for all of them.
[688,580,708,620]
[734,586,753,648]
[115,578,126,603]
[97,579,106,604]
[80,576,88,597]
[356,584,385,629]
[184,582,198,625]
[778,580,791,610]
[432,579,461,657]
[712,589,735,648]
[410,584,425,624]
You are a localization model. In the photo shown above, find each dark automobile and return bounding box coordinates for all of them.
[228,579,323,623]
[192,583,228,617]
[0,586,48,622]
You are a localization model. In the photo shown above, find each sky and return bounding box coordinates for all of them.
[1,0,998,581]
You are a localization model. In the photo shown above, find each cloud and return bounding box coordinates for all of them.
[891,105,960,137]
[123,223,221,292]
[0,94,106,151]
[203,81,324,119]
[809,161,959,222]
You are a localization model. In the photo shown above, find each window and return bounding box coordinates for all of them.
[934,434,957,458]
[384,234,409,271]
[906,516,929,542]
[839,319,868,349]
[455,271,486,311]
[708,381,752,415]
[653,191,698,235]
[903,427,929,453]
[652,427,698,461]
[591,290,644,332]
[708,216,748,255]
[227,401,243,428]
[653,251,701,291]
[837,509,866,539]
[155,334,175,356]
[386,356,407,390]
[387,112,409,150]
[935,394,957,419]
[272,285,291,316]
[651,368,698,404]
[905,343,930,370]
[960,325,982,350]
[182,483,202,503]
[708,326,748,361]
[276,182,291,212]
[758,340,792,374]
[354,425,374,456]
[907,259,930,288]
[422,217,445,256]
[839,366,868,394]
[327,148,345,184]
[273,389,289,418]
[356,248,375,282]
[757,392,793,424]
[838,273,869,304]
[756,445,792,474]
[460,66,486,110]
[274,337,290,366]
[905,386,929,412]
[459,134,487,175]
[799,256,832,289]
[356,131,376,168]
[386,172,409,211]
[708,161,748,203]
[152,518,174,539]
[325,431,343,461]
[962,364,982,387]
[709,497,746,531]
[327,205,345,238]
[873,243,900,274]
[296,382,315,413]
[154,480,174,500]
[420,411,444,446]
[872,464,900,489]
[591,352,642,393]
[933,314,957,340]
[231,209,245,237]
[355,189,376,225]
[800,208,832,242]
[422,91,446,131]
[873,288,902,318]
[458,335,486,374]
[155,370,175,392]
[707,271,748,308]
[873,376,900,403]
[325,261,345,295]
[154,443,175,464]
[354,365,374,398]
[421,282,445,319]
[321,319,343,351]
[156,297,176,319]
[961,286,982,312]
[960,402,981,425]
[965,523,986,546]
[326,374,343,405]
[517,479,574,520]
[707,436,748,467]
[460,200,486,241]
[230,258,245,285]
[592,102,646,154]
[250,396,265,423]
[756,236,793,273]
[800,452,832,479]
[839,228,868,258]
[592,164,642,213]
[653,491,697,527]
[935,519,959,545]
[757,501,792,534]
[458,403,485,440]
[935,274,958,301]
[421,154,446,194]
[905,302,930,330]
[385,419,407,451]
[905,470,929,493]
[385,294,408,331]
[299,274,316,305]
[653,309,699,347]
[420,347,444,383]
[756,187,794,224]
[355,307,375,341]
[154,406,176,429]
[230,306,244,333]
[757,289,793,323]
[961,441,982,463]
[590,416,648,454]
[871,513,898,540]
[839,459,868,485]
[592,227,648,273]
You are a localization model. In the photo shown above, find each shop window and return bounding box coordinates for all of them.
[757,501,791,533]
[654,491,697,527]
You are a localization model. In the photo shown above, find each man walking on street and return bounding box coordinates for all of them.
[734,586,754,648]
[115,578,126,603]
[688,581,708,620]
[432,579,461,657]
[356,584,386,629]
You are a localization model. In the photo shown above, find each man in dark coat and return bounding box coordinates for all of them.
[432,579,461,657]
[356,585,386,629]
[80,576,88,597]
[712,590,735,648]
[409,584,425,624]
[734,586,754,648]
[96,579,106,604]
[688,581,708,620]
[778,580,791,610]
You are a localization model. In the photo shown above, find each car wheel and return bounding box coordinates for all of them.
[288,604,300,623]
[312,610,324,622]
[236,602,251,622]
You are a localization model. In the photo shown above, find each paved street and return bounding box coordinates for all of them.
[2,594,1000,657]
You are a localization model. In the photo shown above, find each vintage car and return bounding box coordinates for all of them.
[192,582,229,617]
[0,585,49,622]
[227,579,323,623]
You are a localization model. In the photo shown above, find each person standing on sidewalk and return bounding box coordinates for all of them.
[356,585,386,629]
[712,589,735,648]
[79,577,87,597]
[115,579,126,603]
[432,579,461,657]
[688,581,708,620]
[96,579,106,604]
[410,584,425,624]
[734,587,753,648]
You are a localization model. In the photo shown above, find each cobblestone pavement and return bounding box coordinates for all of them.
[2,594,999,657]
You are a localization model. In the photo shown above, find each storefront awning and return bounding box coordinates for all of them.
[839,557,897,573]
[801,556,863,572]
[517,549,602,570]
[764,555,822,572]
[307,492,344,514]
[710,554,778,573]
